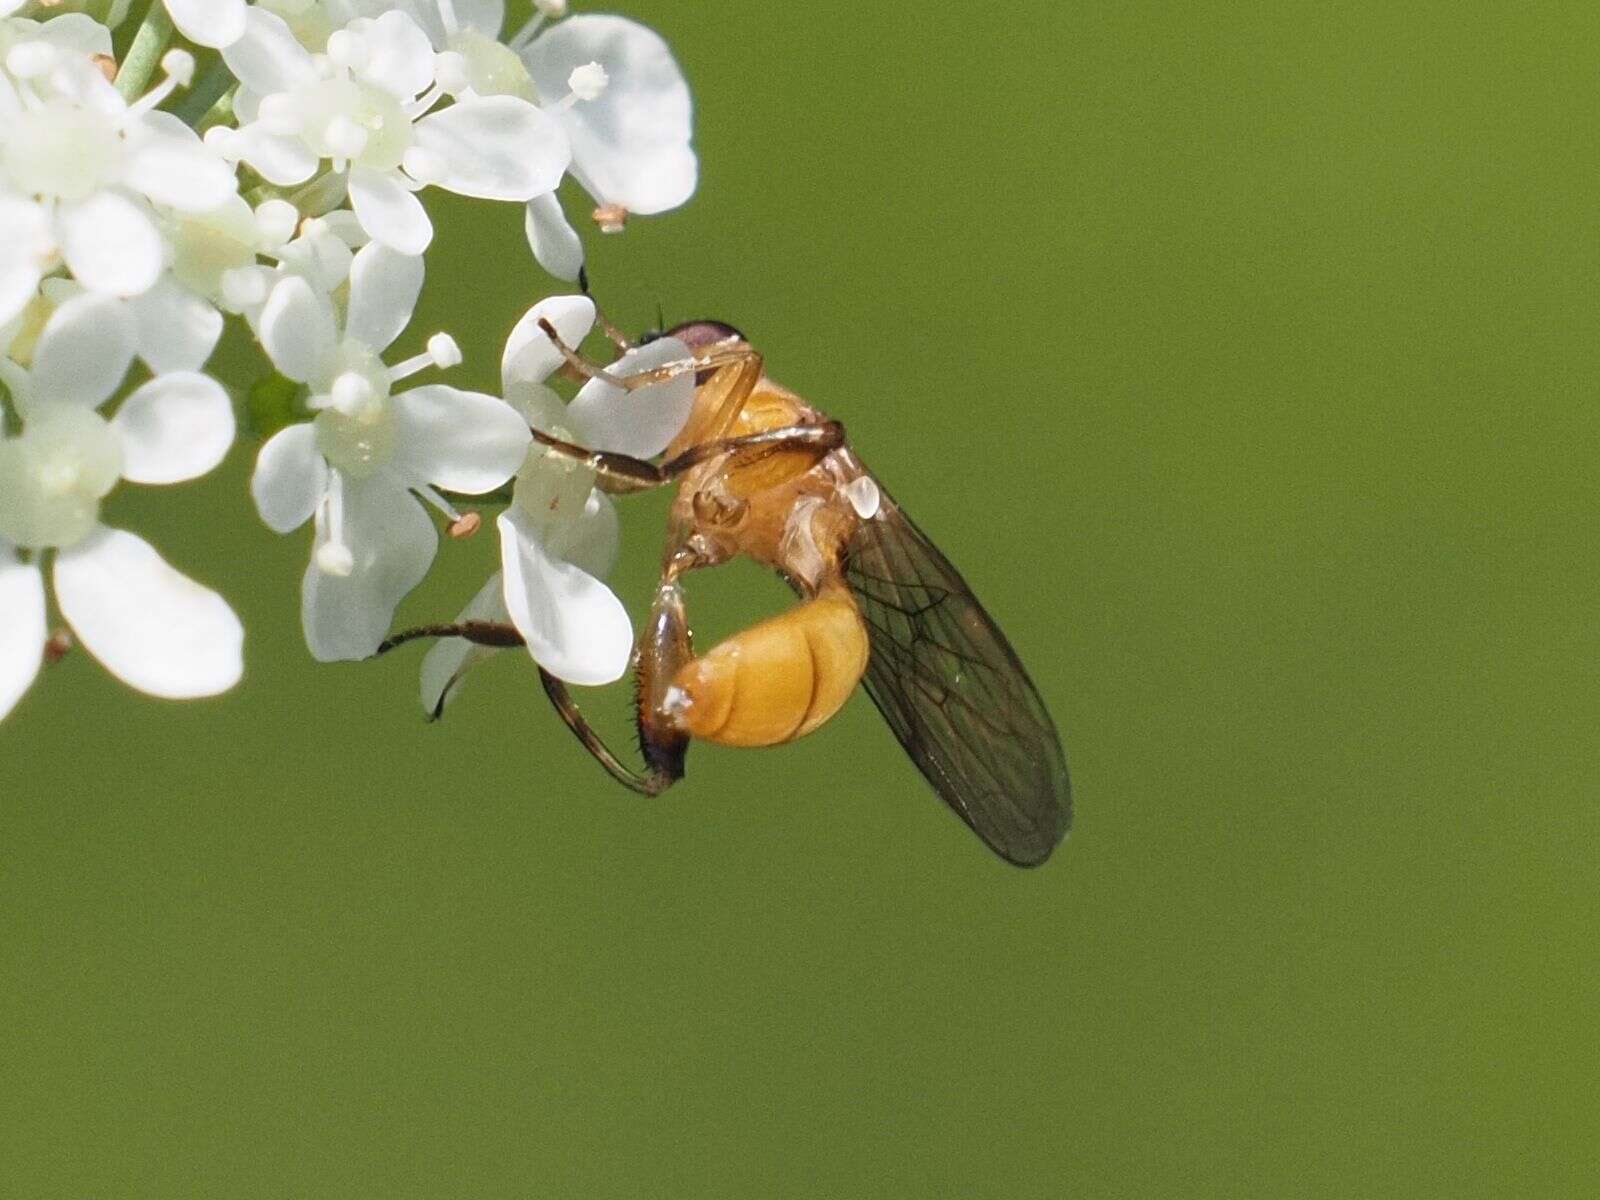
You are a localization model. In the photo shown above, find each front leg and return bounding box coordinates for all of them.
[537,317,760,393]
[530,422,846,496]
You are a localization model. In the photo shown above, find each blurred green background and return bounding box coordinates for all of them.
[3,1,1597,1195]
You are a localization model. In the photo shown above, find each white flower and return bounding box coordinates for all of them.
[421,294,693,698]
[8,5,131,30]
[29,269,227,384]
[158,0,247,49]
[375,0,506,52]
[0,41,236,321]
[0,188,53,329]
[1,11,113,59]
[252,0,506,56]
[203,206,371,334]
[215,7,567,255]
[517,15,695,280]
[0,293,241,719]
[157,194,300,332]
[248,240,530,661]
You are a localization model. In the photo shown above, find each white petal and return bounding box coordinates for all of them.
[364,0,503,44]
[302,472,437,662]
[112,372,235,485]
[498,508,631,685]
[47,53,122,117]
[0,264,39,340]
[346,242,423,352]
[259,275,338,384]
[0,547,45,721]
[567,336,694,457]
[231,85,261,125]
[348,166,433,255]
[121,124,238,213]
[500,294,594,390]
[274,221,355,295]
[410,96,569,201]
[165,0,248,49]
[57,191,163,298]
[546,486,620,582]
[124,277,224,373]
[501,380,566,432]
[524,191,584,282]
[0,196,45,326]
[524,15,695,214]
[55,527,243,699]
[31,292,136,407]
[314,209,368,249]
[222,8,318,95]
[419,570,510,718]
[391,385,530,493]
[32,13,114,58]
[354,9,436,99]
[453,0,505,37]
[230,128,319,187]
[251,423,328,533]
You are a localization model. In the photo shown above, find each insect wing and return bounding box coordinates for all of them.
[844,487,1071,866]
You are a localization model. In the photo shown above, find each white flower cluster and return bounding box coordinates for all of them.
[0,0,698,721]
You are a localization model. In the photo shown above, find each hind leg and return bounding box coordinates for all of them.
[376,620,680,796]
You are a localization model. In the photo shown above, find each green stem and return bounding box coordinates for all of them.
[194,86,236,134]
[115,2,175,103]
[171,57,235,128]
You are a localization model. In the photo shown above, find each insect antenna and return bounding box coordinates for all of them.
[573,264,637,351]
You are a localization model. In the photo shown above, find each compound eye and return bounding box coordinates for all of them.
[662,319,746,350]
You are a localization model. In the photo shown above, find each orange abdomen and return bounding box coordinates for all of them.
[667,587,869,748]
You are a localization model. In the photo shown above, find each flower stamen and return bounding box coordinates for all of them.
[416,484,462,523]
[126,51,196,121]
[43,629,73,666]
[387,333,462,384]
[316,472,355,576]
[592,204,629,234]
[508,6,559,53]
[448,511,482,539]
[564,62,609,105]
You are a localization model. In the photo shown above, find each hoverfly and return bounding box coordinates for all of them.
[386,317,1071,866]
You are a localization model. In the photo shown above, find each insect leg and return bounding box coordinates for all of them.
[374,621,527,718]
[575,273,637,352]
[376,621,526,655]
[535,549,707,797]
[375,618,681,791]
[530,422,845,496]
[537,669,680,796]
[536,318,759,393]
[632,560,700,782]
[663,422,845,476]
